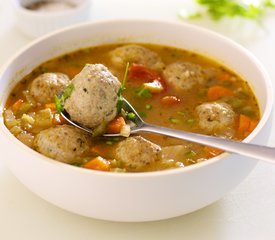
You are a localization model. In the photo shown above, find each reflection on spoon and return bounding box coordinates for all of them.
[60,98,275,164]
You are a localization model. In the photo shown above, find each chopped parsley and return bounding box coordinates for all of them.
[117,62,130,114]
[55,84,74,113]
[138,111,147,118]
[185,150,197,158]
[169,117,180,124]
[135,87,152,99]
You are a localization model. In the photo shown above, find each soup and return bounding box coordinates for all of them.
[3,43,260,172]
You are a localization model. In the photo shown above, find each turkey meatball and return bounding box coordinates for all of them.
[110,44,164,70]
[195,102,236,137]
[33,125,92,164]
[29,72,70,104]
[163,62,204,91]
[115,136,161,171]
[64,64,121,129]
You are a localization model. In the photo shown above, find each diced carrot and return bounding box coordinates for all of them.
[106,116,126,134]
[90,145,105,156]
[83,156,111,171]
[207,86,233,101]
[238,114,258,137]
[217,72,231,81]
[204,146,224,158]
[248,120,258,132]
[11,99,24,113]
[45,103,57,111]
[161,96,181,105]
[52,113,67,125]
[238,114,251,133]
[143,80,164,93]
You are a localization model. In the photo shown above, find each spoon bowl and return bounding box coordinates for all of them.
[61,98,275,164]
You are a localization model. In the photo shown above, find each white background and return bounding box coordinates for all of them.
[1,0,275,239]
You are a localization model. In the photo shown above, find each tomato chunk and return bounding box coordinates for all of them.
[128,64,161,82]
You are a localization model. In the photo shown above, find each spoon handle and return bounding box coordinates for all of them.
[136,123,275,163]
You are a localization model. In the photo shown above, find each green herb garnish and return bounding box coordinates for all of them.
[55,84,74,113]
[186,118,195,125]
[179,0,275,21]
[169,117,180,124]
[117,62,130,114]
[138,112,147,118]
[186,150,197,158]
[106,140,114,145]
[145,104,153,110]
[135,87,152,99]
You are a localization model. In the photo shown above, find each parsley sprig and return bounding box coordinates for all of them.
[117,62,130,113]
[179,0,275,21]
[55,84,74,113]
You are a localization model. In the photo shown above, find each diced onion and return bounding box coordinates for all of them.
[10,125,23,136]
[3,109,19,128]
[120,124,131,137]
[21,114,35,125]
[23,90,37,107]
[34,108,53,128]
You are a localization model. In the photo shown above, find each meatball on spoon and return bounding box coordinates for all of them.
[61,98,275,164]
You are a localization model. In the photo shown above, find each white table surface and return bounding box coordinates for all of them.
[1,0,275,239]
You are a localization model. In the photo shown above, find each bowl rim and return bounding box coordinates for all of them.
[0,18,273,178]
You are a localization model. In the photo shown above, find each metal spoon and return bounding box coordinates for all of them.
[61,98,275,163]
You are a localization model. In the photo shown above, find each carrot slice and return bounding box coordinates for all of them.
[238,114,251,133]
[207,86,233,101]
[106,116,126,134]
[248,120,258,132]
[11,99,24,113]
[217,72,231,81]
[83,156,111,171]
[204,146,224,158]
[90,145,105,156]
[161,96,181,105]
[238,114,258,137]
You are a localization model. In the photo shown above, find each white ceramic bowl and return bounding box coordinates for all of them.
[0,19,273,222]
[11,0,92,38]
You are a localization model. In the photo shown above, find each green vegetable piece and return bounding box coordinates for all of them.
[185,150,197,158]
[177,111,186,117]
[55,84,74,113]
[92,121,107,137]
[135,87,152,99]
[138,112,147,118]
[169,117,180,124]
[127,112,136,122]
[145,104,153,110]
[16,102,32,117]
[117,62,130,114]
[106,140,114,145]
[186,118,195,124]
